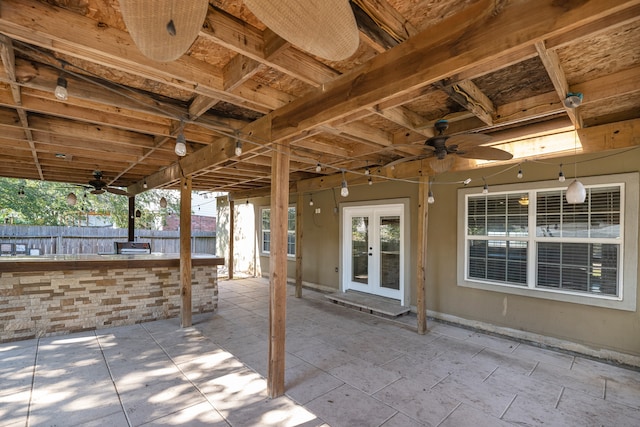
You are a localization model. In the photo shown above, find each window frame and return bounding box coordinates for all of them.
[457,173,638,311]
[260,205,296,258]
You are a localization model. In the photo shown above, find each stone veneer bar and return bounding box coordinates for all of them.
[0,254,224,342]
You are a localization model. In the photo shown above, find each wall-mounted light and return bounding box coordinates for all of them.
[55,76,68,101]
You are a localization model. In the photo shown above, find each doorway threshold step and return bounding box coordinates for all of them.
[325,291,411,318]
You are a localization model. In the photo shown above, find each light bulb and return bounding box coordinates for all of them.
[558,171,565,182]
[340,180,349,197]
[309,198,314,206]
[517,169,523,179]
[55,77,68,100]
[143,179,148,189]
[175,133,187,156]
[368,177,373,186]
[315,163,322,173]
[427,190,435,204]
[365,167,370,175]
[235,140,242,156]
[463,178,472,185]
[482,183,489,194]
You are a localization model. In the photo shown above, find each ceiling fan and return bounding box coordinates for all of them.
[81,171,130,196]
[387,120,513,172]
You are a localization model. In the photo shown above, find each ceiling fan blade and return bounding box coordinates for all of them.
[106,187,130,196]
[446,133,492,148]
[91,189,105,195]
[457,146,513,161]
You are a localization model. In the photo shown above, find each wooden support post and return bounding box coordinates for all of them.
[295,192,303,298]
[268,139,290,398]
[416,176,429,334]
[228,200,235,280]
[128,196,135,242]
[180,176,192,328]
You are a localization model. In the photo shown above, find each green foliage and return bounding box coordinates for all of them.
[0,177,181,228]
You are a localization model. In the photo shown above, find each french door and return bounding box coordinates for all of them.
[342,204,404,303]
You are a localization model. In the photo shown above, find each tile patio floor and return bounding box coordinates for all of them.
[2,277,640,426]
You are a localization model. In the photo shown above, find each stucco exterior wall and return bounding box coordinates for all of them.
[219,148,640,359]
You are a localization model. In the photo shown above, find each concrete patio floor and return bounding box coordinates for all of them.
[2,276,640,426]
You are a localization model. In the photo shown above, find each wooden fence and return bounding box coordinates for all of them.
[0,225,215,255]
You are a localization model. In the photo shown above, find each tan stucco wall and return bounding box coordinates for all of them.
[427,148,640,357]
[221,147,639,358]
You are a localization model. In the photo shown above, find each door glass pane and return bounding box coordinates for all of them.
[351,216,369,284]
[380,216,400,290]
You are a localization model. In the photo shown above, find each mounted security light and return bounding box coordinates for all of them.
[563,92,583,109]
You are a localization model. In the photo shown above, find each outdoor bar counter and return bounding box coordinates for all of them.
[0,254,224,342]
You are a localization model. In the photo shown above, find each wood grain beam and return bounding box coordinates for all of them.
[441,79,495,126]
[0,35,43,180]
[535,41,583,128]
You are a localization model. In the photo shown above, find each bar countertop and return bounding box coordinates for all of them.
[0,253,225,273]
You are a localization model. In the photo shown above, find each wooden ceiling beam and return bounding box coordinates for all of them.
[0,0,291,114]
[534,41,583,129]
[0,35,43,180]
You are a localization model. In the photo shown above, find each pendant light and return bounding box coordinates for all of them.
[565,130,586,204]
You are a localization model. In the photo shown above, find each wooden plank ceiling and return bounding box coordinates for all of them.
[0,0,638,198]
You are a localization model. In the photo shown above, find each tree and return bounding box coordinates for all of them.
[0,177,181,228]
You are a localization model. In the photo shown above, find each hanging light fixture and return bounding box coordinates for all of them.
[558,164,566,182]
[66,192,77,206]
[309,195,314,207]
[427,190,435,204]
[340,170,349,197]
[315,163,322,173]
[565,130,586,204]
[159,196,167,208]
[55,76,68,101]
[234,139,243,157]
[368,176,373,186]
[517,168,523,179]
[175,122,187,156]
[119,0,209,62]
[482,178,489,194]
[243,0,359,61]
[143,179,148,189]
